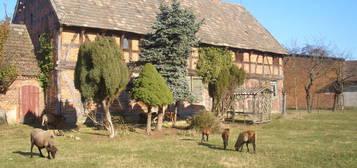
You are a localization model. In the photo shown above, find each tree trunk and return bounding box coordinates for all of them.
[102,100,115,138]
[305,89,312,113]
[305,76,314,113]
[156,106,164,131]
[173,101,179,127]
[146,106,152,135]
[211,97,215,112]
[333,93,338,111]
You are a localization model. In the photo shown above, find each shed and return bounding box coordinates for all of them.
[0,24,44,124]
[231,87,273,124]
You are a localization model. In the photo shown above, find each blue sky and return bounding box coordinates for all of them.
[1,0,356,59]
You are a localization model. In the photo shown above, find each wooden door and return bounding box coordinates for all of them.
[20,85,40,122]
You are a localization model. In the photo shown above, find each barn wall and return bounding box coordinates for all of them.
[235,51,284,113]
[55,27,144,123]
[12,0,59,49]
[0,78,44,124]
[54,26,286,124]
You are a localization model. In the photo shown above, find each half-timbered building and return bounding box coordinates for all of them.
[12,0,287,123]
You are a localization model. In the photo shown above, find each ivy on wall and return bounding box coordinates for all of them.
[37,33,54,91]
[196,47,246,116]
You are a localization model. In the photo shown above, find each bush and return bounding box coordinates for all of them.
[0,64,17,93]
[189,110,220,132]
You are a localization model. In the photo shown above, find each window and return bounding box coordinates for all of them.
[270,81,278,99]
[123,38,129,50]
[187,77,203,103]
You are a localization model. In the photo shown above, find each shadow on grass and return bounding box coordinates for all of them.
[180,138,195,141]
[172,125,190,130]
[81,132,107,136]
[13,151,42,158]
[198,142,235,151]
[223,118,254,125]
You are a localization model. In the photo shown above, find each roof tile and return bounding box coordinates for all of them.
[51,0,287,54]
[3,24,40,76]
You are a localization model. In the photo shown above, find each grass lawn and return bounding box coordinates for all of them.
[0,110,356,168]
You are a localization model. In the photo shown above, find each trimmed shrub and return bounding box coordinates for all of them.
[75,35,129,138]
[132,63,173,134]
[189,110,220,132]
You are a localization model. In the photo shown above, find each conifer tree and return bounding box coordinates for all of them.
[132,63,173,135]
[141,0,202,125]
[75,36,128,138]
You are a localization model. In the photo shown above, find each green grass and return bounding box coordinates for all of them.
[0,110,356,168]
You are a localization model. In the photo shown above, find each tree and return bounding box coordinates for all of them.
[0,18,10,63]
[132,63,173,135]
[37,33,55,101]
[74,36,128,138]
[0,17,17,93]
[329,51,351,112]
[196,47,232,111]
[140,0,202,125]
[213,66,246,118]
[289,44,337,113]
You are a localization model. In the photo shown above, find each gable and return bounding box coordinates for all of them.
[3,24,40,76]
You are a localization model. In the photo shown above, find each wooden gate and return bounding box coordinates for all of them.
[20,85,40,122]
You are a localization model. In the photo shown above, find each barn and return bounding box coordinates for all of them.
[12,0,287,123]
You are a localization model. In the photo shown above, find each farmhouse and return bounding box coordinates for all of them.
[12,0,287,123]
[0,24,44,124]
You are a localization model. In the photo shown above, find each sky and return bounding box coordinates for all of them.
[1,0,356,59]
